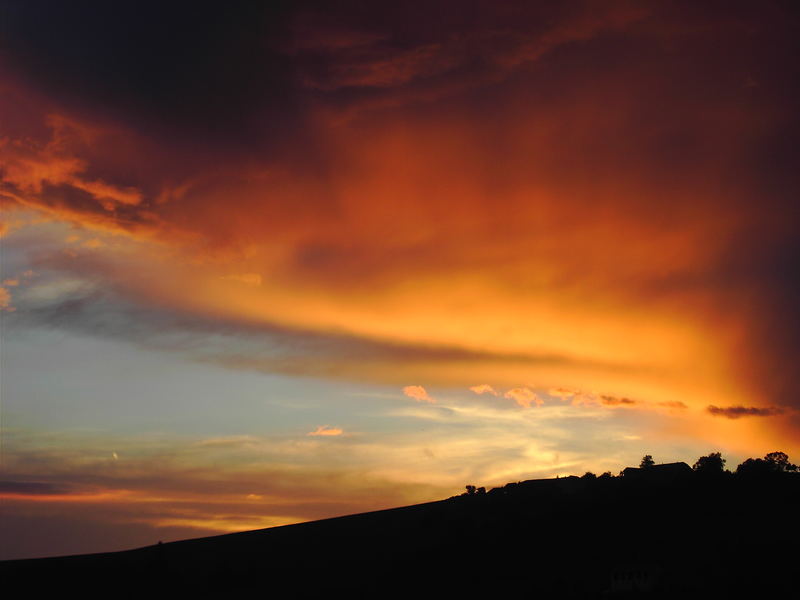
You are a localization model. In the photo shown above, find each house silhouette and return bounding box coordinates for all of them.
[621,461,692,482]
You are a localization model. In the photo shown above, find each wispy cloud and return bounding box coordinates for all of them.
[0,428,450,550]
[706,405,784,419]
[308,425,344,437]
[221,273,263,287]
[600,395,637,406]
[403,385,435,403]
[469,384,498,396]
[549,387,580,400]
[503,387,542,408]
[0,287,12,311]
[0,481,73,496]
[658,401,688,410]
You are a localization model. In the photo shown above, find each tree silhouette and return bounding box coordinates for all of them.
[736,457,770,476]
[640,455,655,469]
[737,451,798,476]
[693,452,726,475]
[764,451,798,472]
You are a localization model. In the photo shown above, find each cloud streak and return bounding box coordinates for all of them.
[308,425,344,436]
[706,405,784,420]
[470,384,499,396]
[600,395,637,406]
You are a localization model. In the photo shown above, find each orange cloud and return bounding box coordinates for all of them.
[403,385,434,404]
[82,238,105,249]
[308,425,344,436]
[0,111,161,239]
[549,388,580,400]
[0,287,12,311]
[503,388,542,408]
[469,384,498,396]
[0,129,141,207]
[658,401,688,410]
[221,273,263,287]
[0,1,797,446]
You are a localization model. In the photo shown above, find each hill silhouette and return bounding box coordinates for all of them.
[2,452,797,598]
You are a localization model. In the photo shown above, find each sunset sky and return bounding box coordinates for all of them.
[2,1,799,559]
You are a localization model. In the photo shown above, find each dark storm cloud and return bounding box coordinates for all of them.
[707,405,784,419]
[716,235,800,412]
[0,0,649,145]
[1,0,800,412]
[600,395,636,406]
[0,0,303,150]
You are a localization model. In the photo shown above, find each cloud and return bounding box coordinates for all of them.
[82,238,105,249]
[706,405,784,419]
[549,388,580,400]
[0,481,73,496]
[658,401,688,410]
[0,427,457,559]
[221,273,263,286]
[0,1,799,434]
[0,122,142,209]
[292,2,647,105]
[469,384,498,396]
[308,425,344,437]
[0,287,13,311]
[300,41,459,91]
[503,387,543,408]
[3,266,626,388]
[0,148,135,205]
[403,385,434,403]
[600,395,637,406]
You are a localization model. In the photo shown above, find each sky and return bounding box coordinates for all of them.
[1,0,799,559]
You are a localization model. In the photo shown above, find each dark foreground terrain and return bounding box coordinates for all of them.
[2,468,797,598]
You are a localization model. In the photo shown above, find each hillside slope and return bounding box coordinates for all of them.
[2,472,797,598]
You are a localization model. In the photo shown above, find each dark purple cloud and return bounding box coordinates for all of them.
[707,405,784,419]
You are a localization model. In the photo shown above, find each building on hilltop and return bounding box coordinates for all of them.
[621,461,692,482]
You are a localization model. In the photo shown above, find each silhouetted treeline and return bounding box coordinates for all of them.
[458,450,798,499]
[2,451,797,598]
